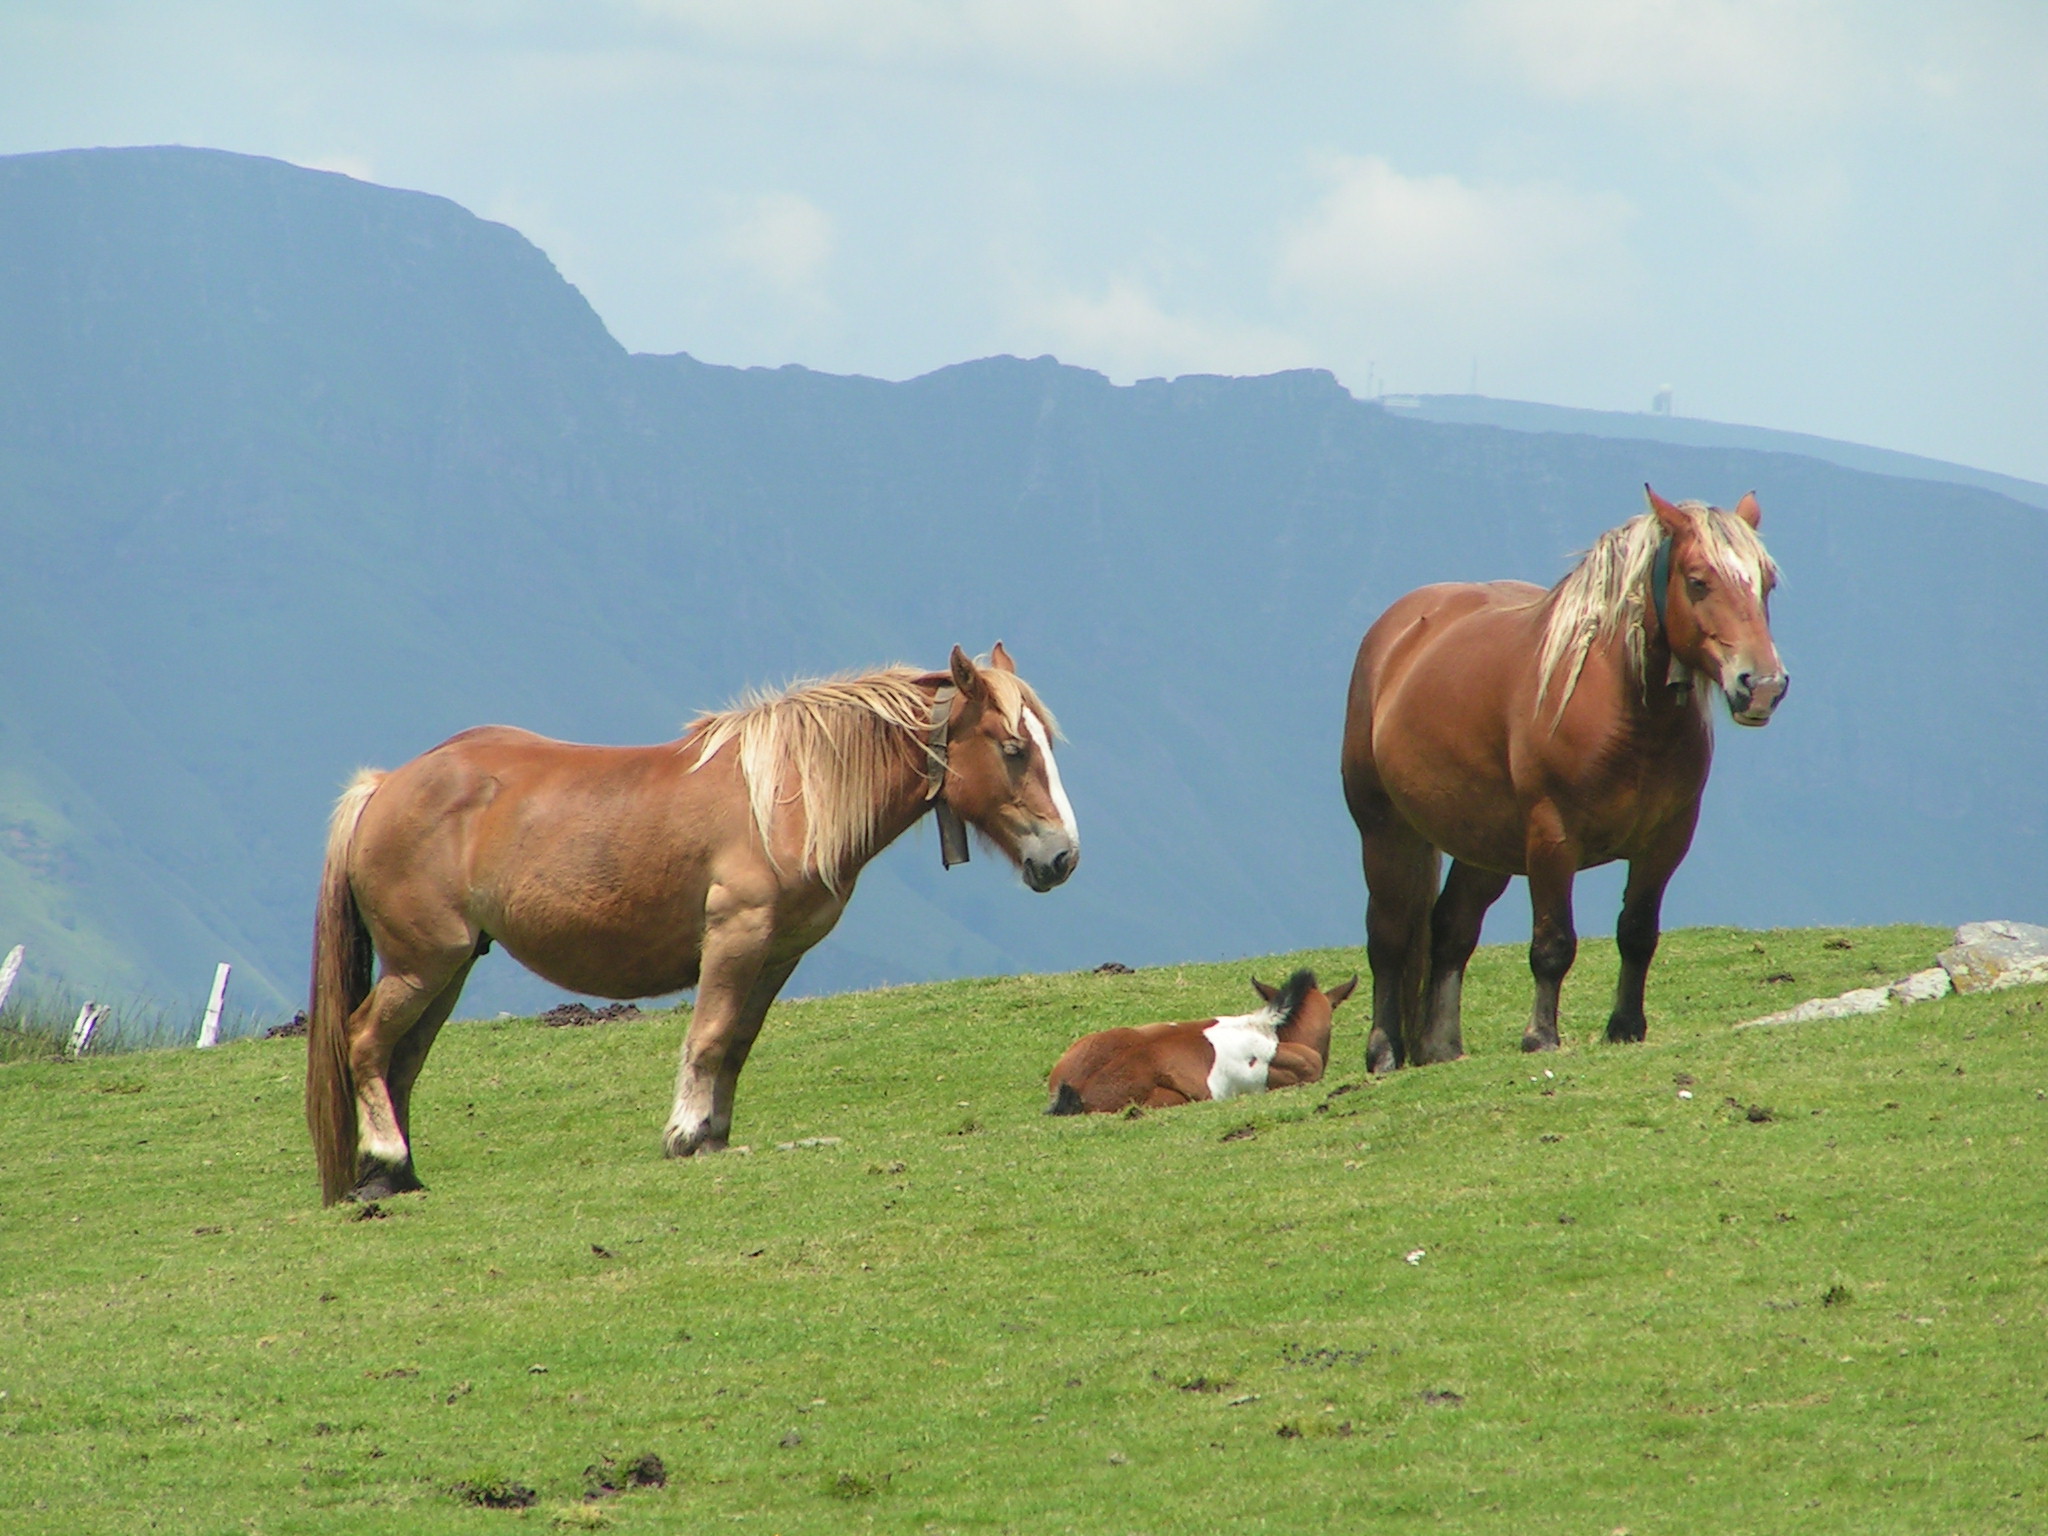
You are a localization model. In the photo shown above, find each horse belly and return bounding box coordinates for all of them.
[475,836,715,998]
[493,913,706,1000]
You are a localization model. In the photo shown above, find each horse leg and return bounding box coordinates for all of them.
[1358,800,1439,1073]
[703,958,800,1147]
[1607,829,1690,1043]
[386,958,476,1159]
[1265,1041,1326,1090]
[1521,813,1580,1054]
[663,898,775,1157]
[345,952,470,1198]
[1416,859,1512,1065]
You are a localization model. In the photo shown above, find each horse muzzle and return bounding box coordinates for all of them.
[1021,836,1079,893]
[1727,669,1789,726]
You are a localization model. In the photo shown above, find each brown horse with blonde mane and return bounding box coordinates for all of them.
[1045,969,1357,1115]
[307,644,1078,1204]
[1341,486,1788,1070]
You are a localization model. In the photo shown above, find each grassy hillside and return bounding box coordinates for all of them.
[4,924,2044,1533]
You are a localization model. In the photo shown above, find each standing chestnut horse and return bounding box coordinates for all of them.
[307,645,1079,1204]
[1341,487,1787,1070]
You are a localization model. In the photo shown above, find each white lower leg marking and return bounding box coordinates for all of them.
[358,1088,408,1165]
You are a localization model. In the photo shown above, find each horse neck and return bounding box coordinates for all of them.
[837,744,939,879]
[1575,606,1704,742]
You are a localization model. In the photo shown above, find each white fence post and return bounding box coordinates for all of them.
[197,962,232,1049]
[69,1002,106,1057]
[0,945,22,1014]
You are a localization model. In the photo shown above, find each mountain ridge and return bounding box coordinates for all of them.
[2,145,2041,1022]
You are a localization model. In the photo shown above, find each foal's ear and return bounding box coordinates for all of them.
[1732,490,1762,529]
[1249,975,1280,1005]
[989,640,1017,674]
[1325,974,1359,1008]
[949,644,990,705]
[1644,483,1687,537]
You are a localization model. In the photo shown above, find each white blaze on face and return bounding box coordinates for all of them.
[1022,711,1079,844]
[1202,1008,1281,1101]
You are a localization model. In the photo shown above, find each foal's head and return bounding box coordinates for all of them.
[1646,486,1789,726]
[940,643,1080,892]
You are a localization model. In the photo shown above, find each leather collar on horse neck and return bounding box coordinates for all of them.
[926,683,970,869]
[1649,535,1692,698]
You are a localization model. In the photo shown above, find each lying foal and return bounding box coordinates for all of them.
[1046,969,1358,1115]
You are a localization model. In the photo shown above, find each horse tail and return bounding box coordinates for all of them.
[307,770,381,1205]
[1045,1081,1086,1116]
[1397,849,1439,1064]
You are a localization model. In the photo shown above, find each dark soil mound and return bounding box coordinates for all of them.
[540,1002,643,1028]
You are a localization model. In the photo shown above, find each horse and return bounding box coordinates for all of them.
[1045,969,1357,1115]
[306,644,1079,1204]
[1340,486,1788,1070]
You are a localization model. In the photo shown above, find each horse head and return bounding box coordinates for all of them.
[1249,969,1359,1062]
[938,643,1080,892]
[1646,486,1789,726]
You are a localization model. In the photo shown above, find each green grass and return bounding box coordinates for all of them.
[3,923,2045,1534]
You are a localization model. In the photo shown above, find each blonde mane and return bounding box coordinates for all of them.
[1535,502,1778,722]
[687,663,1055,891]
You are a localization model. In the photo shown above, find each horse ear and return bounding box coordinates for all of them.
[949,645,990,704]
[1249,976,1279,1004]
[1325,974,1359,1008]
[989,641,1016,674]
[1733,490,1762,529]
[1644,483,1687,537]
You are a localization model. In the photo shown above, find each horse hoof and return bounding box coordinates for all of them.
[1605,1016,1647,1044]
[1520,1032,1559,1054]
[663,1128,728,1158]
[349,1163,423,1201]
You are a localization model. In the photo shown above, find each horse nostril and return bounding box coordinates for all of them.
[1052,849,1074,879]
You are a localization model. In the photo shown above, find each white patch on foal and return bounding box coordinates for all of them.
[1022,712,1079,843]
[1203,1005,1282,1101]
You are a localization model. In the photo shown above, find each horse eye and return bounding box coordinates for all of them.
[1000,738,1027,760]
[1685,576,1710,598]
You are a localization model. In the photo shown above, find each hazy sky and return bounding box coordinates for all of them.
[5,2,2046,481]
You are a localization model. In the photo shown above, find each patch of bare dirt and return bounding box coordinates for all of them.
[540,1002,643,1028]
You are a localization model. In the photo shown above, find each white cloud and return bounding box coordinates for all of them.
[1460,0,1861,124]
[630,0,1266,77]
[1278,154,1638,332]
[714,191,836,297]
[1018,279,1314,382]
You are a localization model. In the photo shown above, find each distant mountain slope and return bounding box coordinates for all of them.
[2,146,2042,1021]
[1393,394,2048,511]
